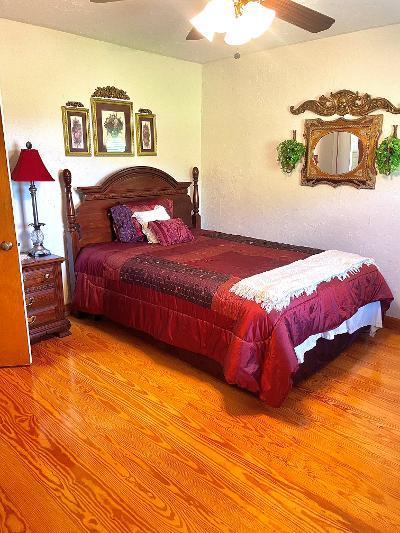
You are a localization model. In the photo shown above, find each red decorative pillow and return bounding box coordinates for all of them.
[126,198,173,240]
[148,218,194,246]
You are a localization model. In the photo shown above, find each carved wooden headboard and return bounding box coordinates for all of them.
[62,165,200,267]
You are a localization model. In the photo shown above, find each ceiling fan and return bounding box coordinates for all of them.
[90,0,335,42]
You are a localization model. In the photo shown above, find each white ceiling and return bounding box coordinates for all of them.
[1,0,400,64]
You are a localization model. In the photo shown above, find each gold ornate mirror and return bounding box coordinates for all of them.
[302,115,382,189]
[290,90,400,189]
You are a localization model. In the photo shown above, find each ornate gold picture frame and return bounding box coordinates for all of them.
[91,98,134,156]
[135,113,157,156]
[302,115,383,189]
[62,105,91,157]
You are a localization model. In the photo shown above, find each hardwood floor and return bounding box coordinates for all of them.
[0,317,399,533]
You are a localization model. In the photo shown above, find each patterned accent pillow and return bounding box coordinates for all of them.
[110,204,144,243]
[126,198,173,240]
[148,218,194,246]
[133,205,171,243]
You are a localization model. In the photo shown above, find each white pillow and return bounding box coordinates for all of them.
[133,205,170,243]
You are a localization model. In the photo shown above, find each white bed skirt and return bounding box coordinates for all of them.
[295,301,382,363]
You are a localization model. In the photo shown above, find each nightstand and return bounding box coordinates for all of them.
[21,255,71,343]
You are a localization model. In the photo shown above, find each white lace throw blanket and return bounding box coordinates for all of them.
[230,250,375,312]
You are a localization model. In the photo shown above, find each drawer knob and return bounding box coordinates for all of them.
[43,273,51,281]
[26,297,34,308]
[0,241,13,251]
[27,315,36,326]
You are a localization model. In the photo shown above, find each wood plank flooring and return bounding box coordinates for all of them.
[0,317,400,533]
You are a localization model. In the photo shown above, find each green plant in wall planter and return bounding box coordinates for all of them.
[277,131,306,174]
[376,125,400,176]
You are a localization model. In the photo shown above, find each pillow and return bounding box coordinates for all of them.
[148,218,194,246]
[109,204,144,243]
[133,205,170,243]
[126,198,173,240]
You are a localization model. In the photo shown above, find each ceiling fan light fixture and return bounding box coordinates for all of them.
[191,0,277,46]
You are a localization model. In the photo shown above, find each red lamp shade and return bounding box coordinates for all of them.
[11,142,54,183]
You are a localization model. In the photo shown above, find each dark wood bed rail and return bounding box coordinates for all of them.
[62,166,200,284]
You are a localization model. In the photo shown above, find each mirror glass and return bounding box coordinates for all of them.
[313,132,363,174]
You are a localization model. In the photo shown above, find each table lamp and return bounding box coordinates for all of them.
[11,142,54,257]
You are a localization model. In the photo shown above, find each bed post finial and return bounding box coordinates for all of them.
[192,166,201,229]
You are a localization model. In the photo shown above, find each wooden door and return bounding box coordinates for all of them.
[0,103,31,366]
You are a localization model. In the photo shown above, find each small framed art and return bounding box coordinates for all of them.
[62,105,91,156]
[91,98,134,156]
[135,112,157,156]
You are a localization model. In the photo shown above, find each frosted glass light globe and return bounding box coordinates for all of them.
[244,2,275,39]
[190,6,215,41]
[225,2,276,45]
[208,0,236,33]
[191,0,235,41]
[224,14,254,45]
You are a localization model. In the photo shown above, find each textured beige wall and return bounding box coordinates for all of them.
[202,24,400,317]
[0,18,201,299]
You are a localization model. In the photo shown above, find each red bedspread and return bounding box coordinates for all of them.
[73,230,393,406]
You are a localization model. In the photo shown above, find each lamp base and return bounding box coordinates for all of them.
[28,225,51,257]
[28,243,51,258]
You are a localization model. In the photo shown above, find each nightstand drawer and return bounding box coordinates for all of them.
[25,287,57,312]
[23,265,54,291]
[27,307,59,329]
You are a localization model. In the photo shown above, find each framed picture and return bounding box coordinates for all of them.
[91,98,134,156]
[62,106,91,156]
[136,113,157,156]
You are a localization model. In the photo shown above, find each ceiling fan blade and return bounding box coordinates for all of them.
[186,27,205,41]
[261,0,335,33]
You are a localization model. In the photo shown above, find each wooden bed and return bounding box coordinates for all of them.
[62,165,392,406]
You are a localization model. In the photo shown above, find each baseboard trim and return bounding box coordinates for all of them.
[384,316,400,332]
